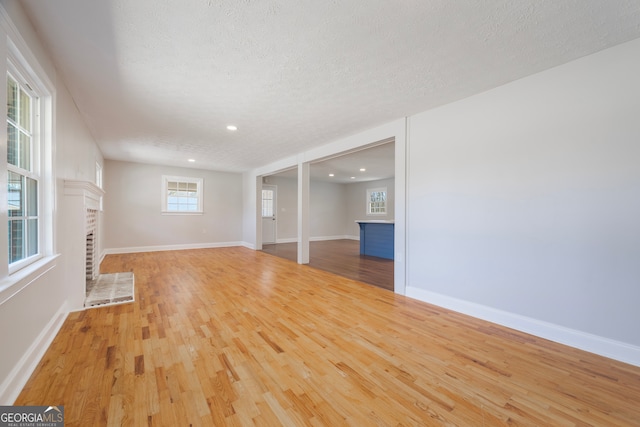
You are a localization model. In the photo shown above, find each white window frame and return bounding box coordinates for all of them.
[1,33,55,280]
[95,162,103,188]
[161,175,203,214]
[6,69,39,271]
[366,187,387,216]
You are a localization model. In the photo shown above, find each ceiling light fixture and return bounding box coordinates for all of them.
[188,159,195,162]
[226,125,238,131]
[350,176,356,179]
[360,168,366,172]
[329,173,334,177]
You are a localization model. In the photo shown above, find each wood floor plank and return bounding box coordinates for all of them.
[14,247,640,426]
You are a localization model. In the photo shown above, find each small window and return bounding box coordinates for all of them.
[262,188,274,217]
[162,176,203,214]
[366,187,387,215]
[96,162,103,188]
[96,162,103,210]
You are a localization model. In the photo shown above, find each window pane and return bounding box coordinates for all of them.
[8,219,24,263]
[8,171,23,216]
[7,123,18,166]
[262,189,274,217]
[20,87,31,132]
[27,218,38,257]
[262,200,272,217]
[19,131,31,170]
[7,77,17,122]
[27,177,37,216]
[7,127,31,170]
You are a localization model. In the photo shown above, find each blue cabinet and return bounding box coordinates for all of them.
[357,221,394,260]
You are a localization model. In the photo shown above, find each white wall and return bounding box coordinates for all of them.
[265,176,396,241]
[406,38,640,364]
[310,180,348,239]
[242,170,260,249]
[346,178,395,237]
[103,160,243,252]
[57,58,105,310]
[0,1,104,403]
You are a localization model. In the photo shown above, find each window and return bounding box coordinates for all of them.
[1,20,54,284]
[95,162,103,188]
[262,188,274,217]
[96,162,103,210]
[162,176,203,213]
[366,187,387,215]
[7,71,40,266]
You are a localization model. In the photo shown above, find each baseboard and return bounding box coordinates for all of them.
[273,236,360,244]
[405,286,640,368]
[240,241,255,250]
[275,238,297,244]
[0,303,69,404]
[310,235,353,241]
[104,241,244,255]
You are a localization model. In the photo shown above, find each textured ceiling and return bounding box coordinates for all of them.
[271,141,395,183]
[20,0,640,173]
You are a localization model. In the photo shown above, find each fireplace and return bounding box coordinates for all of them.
[64,180,134,308]
[63,180,105,310]
[86,208,98,281]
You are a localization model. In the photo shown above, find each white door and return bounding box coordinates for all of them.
[261,185,277,244]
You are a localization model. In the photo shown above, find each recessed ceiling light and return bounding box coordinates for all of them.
[188,159,195,162]
[226,125,237,131]
[360,168,366,172]
[329,173,334,177]
[350,176,356,179]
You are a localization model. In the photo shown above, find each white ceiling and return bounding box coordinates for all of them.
[271,140,395,183]
[20,1,640,173]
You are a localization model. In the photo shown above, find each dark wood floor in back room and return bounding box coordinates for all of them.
[261,239,394,291]
[15,247,640,426]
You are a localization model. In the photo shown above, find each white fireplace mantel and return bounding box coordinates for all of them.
[63,180,105,310]
[64,180,105,211]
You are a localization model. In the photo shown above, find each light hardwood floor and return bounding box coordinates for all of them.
[16,248,640,426]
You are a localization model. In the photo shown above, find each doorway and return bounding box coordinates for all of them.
[261,185,277,244]
[259,140,396,291]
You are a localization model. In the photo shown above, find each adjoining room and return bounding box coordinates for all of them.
[261,142,395,291]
